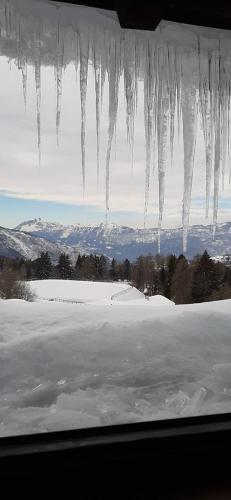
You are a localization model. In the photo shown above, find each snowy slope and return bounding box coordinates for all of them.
[30,279,144,303]
[0,226,81,262]
[0,298,231,436]
[16,218,231,259]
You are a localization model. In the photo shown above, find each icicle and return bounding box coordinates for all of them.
[79,29,89,194]
[168,45,177,167]
[213,120,221,236]
[93,42,101,188]
[157,47,169,252]
[199,46,213,217]
[55,23,64,146]
[144,41,155,227]
[34,29,42,167]
[3,1,231,250]
[74,31,80,80]
[181,50,199,252]
[124,31,136,171]
[100,30,107,109]
[219,53,229,191]
[105,35,120,220]
[21,62,27,110]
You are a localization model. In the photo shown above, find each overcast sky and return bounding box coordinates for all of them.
[0,50,231,230]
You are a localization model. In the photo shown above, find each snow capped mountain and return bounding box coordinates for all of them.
[0,225,81,262]
[14,219,231,260]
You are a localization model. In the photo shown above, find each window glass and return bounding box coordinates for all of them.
[0,0,231,436]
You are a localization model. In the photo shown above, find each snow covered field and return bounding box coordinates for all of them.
[30,279,175,306]
[0,280,231,437]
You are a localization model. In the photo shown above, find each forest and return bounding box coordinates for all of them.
[1,250,231,304]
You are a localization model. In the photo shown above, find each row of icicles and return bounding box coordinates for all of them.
[2,0,231,251]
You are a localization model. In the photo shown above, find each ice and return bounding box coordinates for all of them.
[124,31,136,171]
[79,29,89,194]
[1,295,231,435]
[1,0,231,247]
[105,35,121,220]
[157,47,169,251]
[143,43,153,227]
[93,38,101,187]
[55,23,64,146]
[181,49,198,252]
[34,31,42,166]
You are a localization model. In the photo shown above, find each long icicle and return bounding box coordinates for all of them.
[93,39,101,189]
[144,41,154,228]
[124,31,136,172]
[157,47,169,253]
[34,28,42,166]
[79,28,89,194]
[105,35,120,222]
[55,22,64,147]
[181,50,198,252]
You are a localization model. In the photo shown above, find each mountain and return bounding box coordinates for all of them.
[0,225,81,262]
[15,218,231,260]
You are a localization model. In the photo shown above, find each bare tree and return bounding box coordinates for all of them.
[0,268,36,301]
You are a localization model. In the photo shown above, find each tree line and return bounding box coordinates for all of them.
[0,250,231,303]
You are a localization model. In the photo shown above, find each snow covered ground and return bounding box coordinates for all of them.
[0,284,231,436]
[30,279,175,306]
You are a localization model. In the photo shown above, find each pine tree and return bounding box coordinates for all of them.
[165,254,177,298]
[123,258,131,281]
[135,256,145,291]
[57,253,73,280]
[110,258,118,281]
[33,252,52,280]
[98,255,108,280]
[171,255,192,304]
[159,265,167,295]
[191,250,217,302]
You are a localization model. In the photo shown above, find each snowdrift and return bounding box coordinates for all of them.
[148,295,175,306]
[1,298,231,436]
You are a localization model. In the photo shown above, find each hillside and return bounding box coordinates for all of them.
[0,226,81,262]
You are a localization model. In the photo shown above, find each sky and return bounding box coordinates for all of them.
[0,15,231,230]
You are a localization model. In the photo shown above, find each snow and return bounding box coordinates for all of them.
[30,279,145,304]
[0,288,231,436]
[1,0,231,249]
[30,279,176,306]
[148,295,175,306]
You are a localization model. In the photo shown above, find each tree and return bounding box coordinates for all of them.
[0,268,36,301]
[134,256,146,291]
[123,258,131,281]
[75,254,83,276]
[98,255,108,280]
[171,255,192,304]
[57,253,73,280]
[33,252,52,280]
[164,254,177,298]
[110,258,118,281]
[191,250,218,302]
[159,265,167,295]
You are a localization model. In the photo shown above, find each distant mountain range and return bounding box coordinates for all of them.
[0,225,82,263]
[1,218,231,262]
[7,218,231,261]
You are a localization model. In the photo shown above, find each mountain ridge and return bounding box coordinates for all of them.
[14,218,231,260]
[0,225,82,262]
